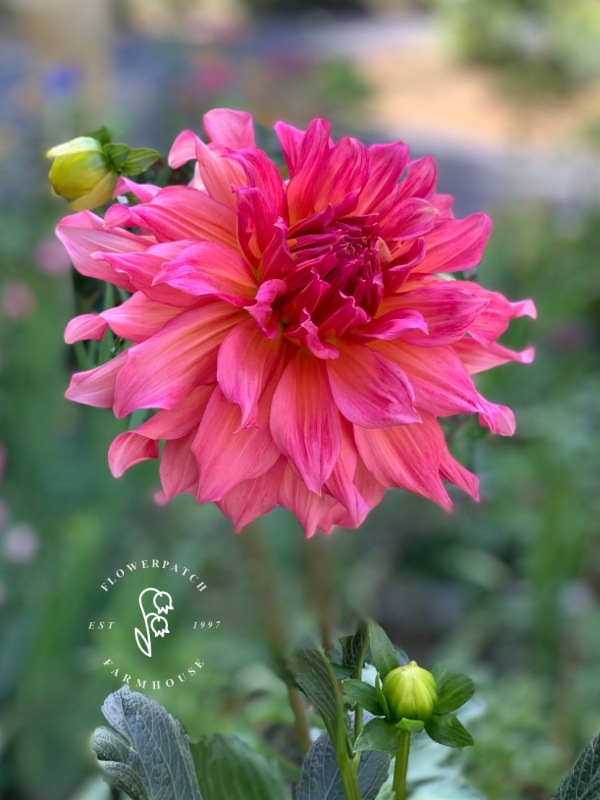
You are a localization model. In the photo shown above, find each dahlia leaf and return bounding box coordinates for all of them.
[432,671,475,715]
[354,718,401,753]
[424,715,474,749]
[91,685,201,800]
[297,732,390,800]
[342,679,384,717]
[191,734,288,800]
[550,731,600,800]
[339,619,369,678]
[288,646,343,739]
[367,620,404,679]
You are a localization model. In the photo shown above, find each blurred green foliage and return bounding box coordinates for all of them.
[436,0,600,96]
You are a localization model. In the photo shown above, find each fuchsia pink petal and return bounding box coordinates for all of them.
[270,353,341,494]
[217,457,286,532]
[65,352,127,408]
[203,108,256,149]
[108,432,159,477]
[217,319,284,427]
[160,432,199,500]
[57,211,147,291]
[354,416,453,510]
[59,109,535,536]
[326,343,419,428]
[113,303,244,417]
[416,213,492,274]
[64,313,108,343]
[193,386,280,502]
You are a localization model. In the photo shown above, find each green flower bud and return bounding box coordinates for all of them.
[46,136,117,211]
[382,661,438,722]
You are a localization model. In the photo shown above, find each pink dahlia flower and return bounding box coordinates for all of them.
[59,109,535,536]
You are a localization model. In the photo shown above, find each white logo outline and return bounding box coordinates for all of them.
[134,587,174,658]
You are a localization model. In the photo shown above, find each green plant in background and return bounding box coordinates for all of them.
[436,0,600,96]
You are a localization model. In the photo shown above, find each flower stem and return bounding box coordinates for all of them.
[238,521,311,755]
[339,756,362,800]
[392,730,411,800]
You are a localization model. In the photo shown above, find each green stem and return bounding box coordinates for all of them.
[237,521,311,755]
[392,730,410,800]
[352,634,367,743]
[338,753,362,800]
[353,705,364,745]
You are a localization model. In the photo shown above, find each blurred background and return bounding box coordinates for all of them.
[1,0,599,798]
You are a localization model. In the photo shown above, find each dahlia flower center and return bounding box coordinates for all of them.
[280,215,385,331]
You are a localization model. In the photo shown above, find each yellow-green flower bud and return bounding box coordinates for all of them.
[382,661,438,722]
[46,137,117,211]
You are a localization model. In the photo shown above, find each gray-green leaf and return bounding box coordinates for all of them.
[551,731,600,800]
[297,732,390,800]
[192,734,289,800]
[91,685,201,800]
[288,647,341,736]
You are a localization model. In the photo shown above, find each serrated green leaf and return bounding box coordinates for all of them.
[104,143,131,169]
[121,148,161,176]
[192,734,288,800]
[550,731,600,800]
[288,647,341,736]
[91,685,201,800]
[434,674,475,715]
[367,621,400,679]
[343,679,384,717]
[424,715,474,749]
[297,732,390,800]
[354,718,400,753]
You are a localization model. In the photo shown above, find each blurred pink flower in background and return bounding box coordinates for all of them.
[59,109,535,536]
[3,522,39,564]
[2,282,36,320]
[35,237,72,276]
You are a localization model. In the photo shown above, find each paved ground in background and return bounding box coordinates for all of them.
[244,12,600,215]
